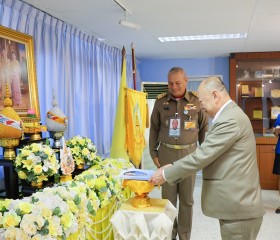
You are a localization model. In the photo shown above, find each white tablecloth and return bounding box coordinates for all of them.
[110,198,177,240]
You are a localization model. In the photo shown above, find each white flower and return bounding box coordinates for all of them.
[20,214,37,235]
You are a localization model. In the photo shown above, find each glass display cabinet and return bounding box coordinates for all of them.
[229,52,280,190]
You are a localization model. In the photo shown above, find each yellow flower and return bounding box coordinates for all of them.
[31,143,40,152]
[72,146,80,155]
[14,156,22,167]
[36,175,48,183]
[3,211,21,228]
[33,165,43,175]
[21,149,32,157]
[41,207,52,219]
[0,199,12,211]
[75,157,85,165]
[90,152,96,159]
[21,159,34,171]
[82,148,90,156]
[67,200,79,213]
[85,178,95,188]
[95,178,107,190]
[78,138,85,145]
[60,211,74,229]
[17,202,32,214]
[44,147,52,156]
[17,171,27,180]
[48,222,57,235]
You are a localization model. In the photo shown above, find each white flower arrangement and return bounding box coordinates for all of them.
[0,157,134,238]
[14,143,60,184]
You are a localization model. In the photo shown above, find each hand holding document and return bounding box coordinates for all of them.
[149,164,173,185]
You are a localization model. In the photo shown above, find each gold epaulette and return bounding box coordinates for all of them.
[157,92,167,99]
[191,91,198,97]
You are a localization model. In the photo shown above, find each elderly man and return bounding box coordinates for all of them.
[150,76,265,240]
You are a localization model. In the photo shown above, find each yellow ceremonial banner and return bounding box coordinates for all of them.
[110,49,129,161]
[125,88,147,167]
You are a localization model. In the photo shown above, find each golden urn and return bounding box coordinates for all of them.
[0,85,22,159]
[123,179,155,208]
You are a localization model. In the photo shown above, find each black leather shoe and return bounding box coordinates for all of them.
[276,207,280,214]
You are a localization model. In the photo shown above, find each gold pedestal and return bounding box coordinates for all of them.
[30,133,41,141]
[123,180,154,208]
[0,138,20,160]
[31,181,43,188]
[76,163,85,170]
[60,174,72,182]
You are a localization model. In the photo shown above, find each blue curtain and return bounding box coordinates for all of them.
[0,0,141,158]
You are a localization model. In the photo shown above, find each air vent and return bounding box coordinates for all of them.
[142,83,168,99]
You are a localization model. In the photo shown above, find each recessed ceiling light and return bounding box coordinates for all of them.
[158,33,247,42]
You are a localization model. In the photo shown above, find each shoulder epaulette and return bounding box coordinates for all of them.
[157,92,167,99]
[190,91,198,97]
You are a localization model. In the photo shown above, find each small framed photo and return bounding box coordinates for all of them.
[271,106,280,119]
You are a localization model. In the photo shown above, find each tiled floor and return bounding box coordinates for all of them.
[149,177,280,240]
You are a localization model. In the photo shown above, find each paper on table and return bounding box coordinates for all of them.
[119,169,155,181]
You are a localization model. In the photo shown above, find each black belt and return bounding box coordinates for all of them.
[161,142,197,150]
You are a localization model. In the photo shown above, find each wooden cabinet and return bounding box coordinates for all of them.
[230,52,280,190]
[230,52,280,135]
[256,140,278,190]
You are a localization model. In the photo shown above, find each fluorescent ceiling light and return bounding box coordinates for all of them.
[158,33,247,42]
[119,20,141,30]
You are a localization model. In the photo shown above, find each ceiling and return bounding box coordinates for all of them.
[22,0,280,59]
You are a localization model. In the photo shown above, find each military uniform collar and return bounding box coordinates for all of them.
[167,90,190,101]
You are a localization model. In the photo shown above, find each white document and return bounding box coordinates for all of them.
[119,169,155,181]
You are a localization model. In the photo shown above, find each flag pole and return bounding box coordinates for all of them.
[131,43,136,90]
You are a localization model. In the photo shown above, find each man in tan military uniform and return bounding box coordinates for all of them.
[149,67,208,240]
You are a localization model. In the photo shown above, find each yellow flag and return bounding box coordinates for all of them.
[125,88,147,167]
[110,50,129,160]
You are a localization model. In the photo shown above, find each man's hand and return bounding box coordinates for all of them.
[149,164,172,185]
[153,157,161,168]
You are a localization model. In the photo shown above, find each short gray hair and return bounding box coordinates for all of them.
[168,67,187,78]
[202,76,226,92]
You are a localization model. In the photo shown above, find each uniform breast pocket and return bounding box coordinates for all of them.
[162,115,174,128]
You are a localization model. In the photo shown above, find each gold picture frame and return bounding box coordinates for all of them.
[0,26,40,120]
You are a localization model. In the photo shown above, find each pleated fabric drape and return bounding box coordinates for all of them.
[0,0,141,157]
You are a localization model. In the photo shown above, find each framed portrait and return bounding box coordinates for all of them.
[0,26,40,120]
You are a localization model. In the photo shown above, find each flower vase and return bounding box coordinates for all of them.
[31,181,43,188]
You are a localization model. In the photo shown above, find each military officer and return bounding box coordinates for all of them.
[149,67,208,240]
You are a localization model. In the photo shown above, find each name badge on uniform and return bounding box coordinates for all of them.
[169,118,181,137]
[184,121,196,131]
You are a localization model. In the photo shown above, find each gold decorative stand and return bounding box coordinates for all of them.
[123,180,154,208]
[76,163,85,170]
[31,181,43,188]
[0,138,20,160]
[60,174,72,182]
